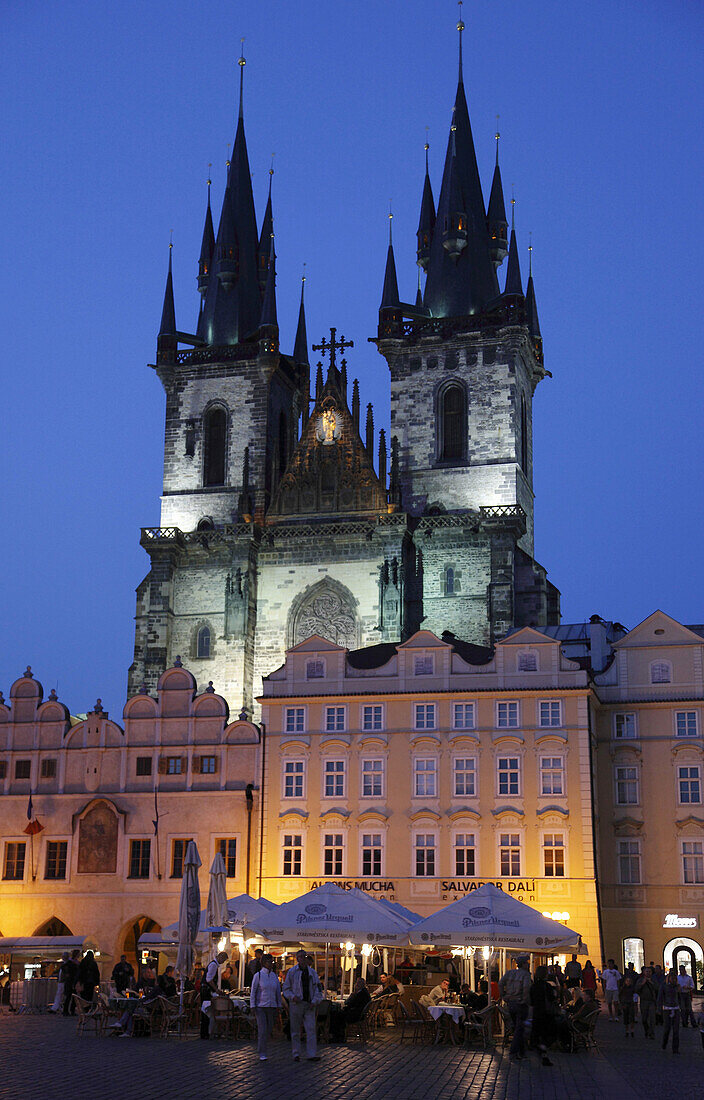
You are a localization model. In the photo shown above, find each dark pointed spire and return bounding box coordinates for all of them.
[159,241,176,336]
[352,378,360,431]
[415,266,423,308]
[198,171,215,295]
[365,403,374,455]
[487,124,508,268]
[380,210,400,307]
[390,435,401,506]
[293,269,309,365]
[260,233,277,327]
[504,195,523,296]
[258,160,274,291]
[416,137,436,271]
[457,1,465,83]
[378,429,387,488]
[340,357,348,402]
[525,239,541,338]
[315,362,324,402]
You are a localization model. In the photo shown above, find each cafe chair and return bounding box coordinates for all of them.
[158,996,189,1039]
[464,1004,495,1049]
[72,994,105,1038]
[211,994,236,1039]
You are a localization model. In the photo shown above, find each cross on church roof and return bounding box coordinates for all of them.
[312,327,354,371]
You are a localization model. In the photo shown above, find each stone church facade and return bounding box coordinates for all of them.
[128,31,559,718]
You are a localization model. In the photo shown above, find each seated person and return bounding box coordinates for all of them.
[420,978,450,1007]
[459,983,488,1011]
[220,964,235,992]
[157,965,177,999]
[330,978,372,1041]
[371,973,404,997]
[397,956,414,971]
[111,969,160,1036]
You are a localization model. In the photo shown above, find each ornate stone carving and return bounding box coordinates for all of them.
[293,583,357,649]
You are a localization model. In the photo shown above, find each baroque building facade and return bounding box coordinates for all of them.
[128,26,559,720]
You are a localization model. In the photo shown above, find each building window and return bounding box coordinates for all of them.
[283,760,305,799]
[216,838,237,878]
[323,833,344,876]
[454,833,476,877]
[444,566,461,596]
[439,383,465,462]
[517,651,537,672]
[324,760,345,798]
[543,834,565,877]
[45,841,68,881]
[14,760,31,780]
[496,702,519,728]
[361,759,384,797]
[414,758,438,798]
[453,703,475,730]
[170,838,193,879]
[283,834,302,876]
[199,755,217,774]
[615,766,639,805]
[285,707,306,734]
[325,707,346,733]
[414,704,436,730]
[414,655,434,676]
[3,842,26,881]
[682,840,704,884]
[197,626,211,659]
[679,766,702,805]
[136,756,152,776]
[497,756,521,797]
[361,833,383,876]
[166,757,183,775]
[306,659,324,680]
[499,834,521,876]
[414,834,436,876]
[650,661,671,684]
[128,839,151,880]
[618,839,641,884]
[539,701,561,728]
[540,756,564,796]
[614,713,637,740]
[676,711,698,738]
[0,762,6,779]
[203,406,226,487]
[453,757,477,797]
[362,705,383,731]
[40,758,57,779]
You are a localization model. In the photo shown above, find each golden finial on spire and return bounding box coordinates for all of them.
[388,201,393,245]
[302,261,307,287]
[511,186,516,229]
[270,152,275,177]
[457,0,464,32]
[528,233,533,276]
[207,162,212,187]
[169,229,173,249]
[238,37,246,67]
[226,143,231,168]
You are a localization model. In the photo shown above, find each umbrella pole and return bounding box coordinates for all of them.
[324,943,330,990]
[238,944,245,990]
[470,951,475,990]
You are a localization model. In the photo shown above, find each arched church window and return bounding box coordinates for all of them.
[444,565,461,596]
[520,393,528,473]
[278,411,288,477]
[197,517,214,532]
[197,626,211,659]
[203,407,226,487]
[439,383,466,462]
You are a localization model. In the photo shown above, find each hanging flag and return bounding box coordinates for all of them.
[24,792,44,836]
[152,785,159,836]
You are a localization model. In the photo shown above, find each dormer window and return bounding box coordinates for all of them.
[518,651,538,672]
[414,654,434,676]
[651,661,671,684]
[306,659,325,680]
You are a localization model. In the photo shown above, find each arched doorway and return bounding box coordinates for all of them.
[120,916,161,973]
[33,917,73,937]
[663,936,703,989]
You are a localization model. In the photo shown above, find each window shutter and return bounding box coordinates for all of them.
[158,756,167,775]
[212,755,219,774]
[181,756,187,773]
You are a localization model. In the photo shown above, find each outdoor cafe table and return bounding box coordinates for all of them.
[428,1003,465,1045]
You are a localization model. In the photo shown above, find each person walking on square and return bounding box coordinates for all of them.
[657,971,681,1054]
[498,955,532,1062]
[600,960,622,1020]
[61,950,80,1016]
[618,973,637,1037]
[635,967,658,1039]
[250,953,282,1061]
[49,952,68,1012]
[282,950,323,1062]
[677,965,695,1027]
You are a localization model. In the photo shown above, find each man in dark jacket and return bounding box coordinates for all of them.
[331,978,371,1041]
[111,955,135,994]
[635,967,658,1039]
[61,950,80,1016]
[657,971,681,1053]
[158,966,177,998]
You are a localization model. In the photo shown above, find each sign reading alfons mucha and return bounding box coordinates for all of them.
[309,879,396,898]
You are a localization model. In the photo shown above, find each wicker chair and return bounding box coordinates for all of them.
[345,998,374,1044]
[211,994,236,1039]
[568,1005,600,1052]
[464,1003,495,1049]
[410,1000,436,1044]
[159,996,189,1039]
[72,994,105,1037]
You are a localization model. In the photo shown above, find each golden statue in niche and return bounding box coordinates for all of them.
[316,404,340,445]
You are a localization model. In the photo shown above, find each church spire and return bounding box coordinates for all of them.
[198,171,215,295]
[416,137,436,271]
[487,124,508,268]
[503,194,523,296]
[293,270,309,365]
[260,232,277,328]
[159,241,176,336]
[525,238,541,339]
[380,209,400,308]
[258,161,274,292]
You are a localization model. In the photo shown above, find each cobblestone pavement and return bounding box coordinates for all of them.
[0,1008,702,1100]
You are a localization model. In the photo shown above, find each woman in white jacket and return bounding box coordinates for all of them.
[250,953,283,1061]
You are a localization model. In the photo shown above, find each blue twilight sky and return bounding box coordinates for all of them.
[1,0,702,718]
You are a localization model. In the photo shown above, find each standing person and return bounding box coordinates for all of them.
[245,948,264,986]
[635,967,658,1039]
[282,949,323,1062]
[76,951,100,1002]
[581,960,597,994]
[250,953,282,1061]
[600,959,622,1021]
[62,950,80,1016]
[658,971,681,1053]
[564,955,582,991]
[530,965,556,1066]
[618,973,637,1037]
[677,964,695,1027]
[49,952,68,1012]
[200,950,229,1040]
[498,955,532,1062]
[111,955,134,994]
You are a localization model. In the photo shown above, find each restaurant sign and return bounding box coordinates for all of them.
[662,913,699,929]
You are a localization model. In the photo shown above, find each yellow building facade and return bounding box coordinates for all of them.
[593,611,704,979]
[258,628,601,957]
[0,664,259,970]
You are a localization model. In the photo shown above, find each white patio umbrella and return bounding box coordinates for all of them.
[175,840,202,1005]
[206,852,229,931]
[407,883,584,951]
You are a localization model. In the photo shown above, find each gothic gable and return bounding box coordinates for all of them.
[268,389,385,517]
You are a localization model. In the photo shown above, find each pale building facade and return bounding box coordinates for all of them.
[593,611,704,982]
[258,628,601,956]
[0,666,259,969]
